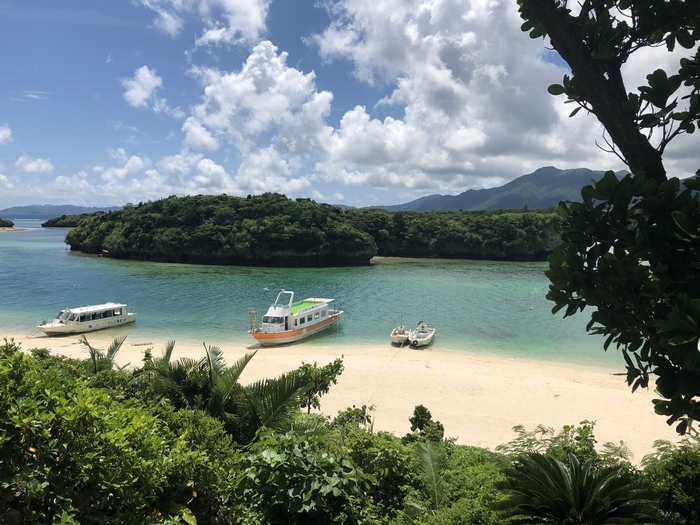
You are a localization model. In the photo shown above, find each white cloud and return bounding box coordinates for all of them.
[299,0,629,195]
[121,66,163,108]
[100,153,147,182]
[193,157,230,189]
[14,153,54,174]
[138,0,270,45]
[0,124,12,145]
[0,173,13,190]
[184,41,334,177]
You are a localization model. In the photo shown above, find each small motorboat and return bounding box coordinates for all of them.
[390,324,410,345]
[408,321,435,347]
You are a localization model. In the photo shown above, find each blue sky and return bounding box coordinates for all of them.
[0,1,695,210]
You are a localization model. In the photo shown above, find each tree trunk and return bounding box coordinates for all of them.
[522,0,667,183]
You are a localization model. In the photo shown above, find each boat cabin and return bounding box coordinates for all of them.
[260,290,330,333]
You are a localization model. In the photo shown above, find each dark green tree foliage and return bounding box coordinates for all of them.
[0,218,13,228]
[233,429,378,524]
[294,357,345,414]
[495,420,633,468]
[495,453,659,524]
[0,349,212,524]
[64,192,561,265]
[411,444,507,525]
[42,213,100,228]
[642,439,700,525]
[347,207,560,260]
[404,404,446,443]
[65,193,377,266]
[519,0,700,432]
[335,428,414,520]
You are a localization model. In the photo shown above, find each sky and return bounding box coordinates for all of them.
[0,1,696,210]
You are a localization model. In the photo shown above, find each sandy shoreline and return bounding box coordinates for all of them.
[2,330,681,462]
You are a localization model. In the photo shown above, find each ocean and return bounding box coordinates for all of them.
[0,219,622,370]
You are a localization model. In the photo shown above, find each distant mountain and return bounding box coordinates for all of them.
[0,167,621,219]
[0,204,121,220]
[373,166,625,212]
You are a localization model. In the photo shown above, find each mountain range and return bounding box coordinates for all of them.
[0,204,121,221]
[372,166,617,212]
[0,166,614,220]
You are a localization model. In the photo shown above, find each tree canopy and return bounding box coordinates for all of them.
[63,192,561,265]
[519,0,700,433]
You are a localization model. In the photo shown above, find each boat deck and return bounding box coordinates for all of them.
[290,301,323,314]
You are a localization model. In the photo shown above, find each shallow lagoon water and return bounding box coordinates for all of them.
[0,219,621,369]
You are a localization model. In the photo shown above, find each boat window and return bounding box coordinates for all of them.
[307,315,313,322]
[321,309,326,317]
[80,314,88,322]
[68,314,77,321]
[103,310,112,318]
[263,316,284,324]
[113,308,122,316]
[314,312,320,319]
[299,317,305,325]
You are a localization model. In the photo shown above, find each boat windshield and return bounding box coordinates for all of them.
[263,316,284,324]
[58,310,70,321]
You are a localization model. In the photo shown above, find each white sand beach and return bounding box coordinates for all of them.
[3,330,682,462]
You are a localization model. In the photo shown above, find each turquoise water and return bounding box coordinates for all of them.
[0,220,622,369]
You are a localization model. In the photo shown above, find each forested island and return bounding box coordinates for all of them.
[0,218,13,228]
[58,193,560,266]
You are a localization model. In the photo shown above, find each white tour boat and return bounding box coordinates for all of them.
[408,321,435,347]
[248,289,342,346]
[37,302,137,336]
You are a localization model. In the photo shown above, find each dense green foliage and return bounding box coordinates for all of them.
[293,358,345,414]
[43,213,100,228]
[346,207,559,261]
[495,453,659,524]
[0,346,215,524]
[63,193,560,266]
[0,218,13,227]
[1,337,697,524]
[65,194,377,266]
[495,422,660,524]
[519,0,700,432]
[643,439,700,525]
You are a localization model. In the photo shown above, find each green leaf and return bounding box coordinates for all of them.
[676,30,695,49]
[548,84,566,96]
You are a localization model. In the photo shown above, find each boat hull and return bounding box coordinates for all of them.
[249,312,342,346]
[38,314,137,336]
[390,326,410,345]
[408,327,435,347]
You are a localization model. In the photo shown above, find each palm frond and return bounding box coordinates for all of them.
[415,441,445,512]
[105,335,127,362]
[79,334,102,373]
[495,453,659,523]
[204,343,226,386]
[239,371,312,442]
[228,351,258,383]
[160,340,176,365]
